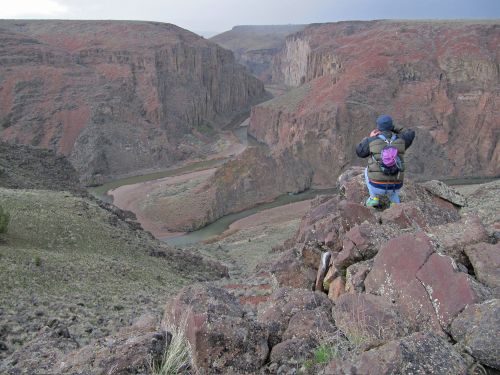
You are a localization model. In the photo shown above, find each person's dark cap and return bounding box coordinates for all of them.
[376,115,394,131]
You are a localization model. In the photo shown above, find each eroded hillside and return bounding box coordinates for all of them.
[0,143,227,374]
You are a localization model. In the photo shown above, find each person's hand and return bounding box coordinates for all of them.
[370,129,381,137]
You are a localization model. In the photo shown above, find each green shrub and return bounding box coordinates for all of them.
[0,206,10,234]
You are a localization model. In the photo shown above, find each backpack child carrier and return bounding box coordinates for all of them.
[373,133,404,175]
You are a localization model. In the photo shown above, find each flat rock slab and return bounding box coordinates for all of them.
[323,332,467,375]
[430,214,489,264]
[451,299,500,370]
[465,242,500,292]
[422,180,467,206]
[333,293,410,347]
[364,232,442,332]
[416,253,489,328]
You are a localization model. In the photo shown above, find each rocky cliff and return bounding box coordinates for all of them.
[211,25,306,82]
[0,20,268,184]
[259,21,500,184]
[208,21,499,219]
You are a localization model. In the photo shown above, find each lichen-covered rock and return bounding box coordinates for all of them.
[257,287,332,348]
[333,293,411,348]
[270,338,316,367]
[282,308,336,342]
[421,180,467,207]
[323,332,468,375]
[364,233,443,332]
[335,224,386,269]
[345,259,373,293]
[380,202,428,229]
[60,314,166,375]
[295,198,377,251]
[430,215,489,265]
[451,299,500,370]
[270,248,317,289]
[416,253,490,329]
[465,242,500,293]
[163,284,269,374]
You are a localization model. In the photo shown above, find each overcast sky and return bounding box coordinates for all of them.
[1,0,500,36]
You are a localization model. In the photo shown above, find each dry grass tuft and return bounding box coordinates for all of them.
[151,313,195,375]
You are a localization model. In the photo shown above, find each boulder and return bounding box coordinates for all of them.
[364,233,443,332]
[301,244,323,268]
[269,338,316,367]
[163,284,269,374]
[327,276,346,301]
[380,202,428,229]
[421,180,467,207]
[430,215,489,264]
[459,180,500,227]
[450,299,500,370]
[2,319,79,375]
[61,314,166,375]
[270,248,317,289]
[465,242,500,293]
[337,167,366,204]
[345,259,373,293]
[333,293,410,348]
[257,287,332,348]
[334,224,384,269]
[295,198,376,250]
[323,332,468,375]
[416,253,490,329]
[412,200,461,227]
[282,308,336,342]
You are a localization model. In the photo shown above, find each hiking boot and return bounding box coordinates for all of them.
[365,196,380,207]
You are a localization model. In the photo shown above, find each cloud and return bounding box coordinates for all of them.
[1,0,69,18]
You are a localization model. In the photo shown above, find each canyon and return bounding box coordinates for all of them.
[0,18,499,375]
[0,20,268,185]
[211,25,306,83]
[207,20,500,224]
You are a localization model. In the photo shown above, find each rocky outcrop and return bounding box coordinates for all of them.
[0,141,83,194]
[451,299,500,370]
[208,145,313,220]
[60,314,167,375]
[211,25,306,82]
[0,20,268,184]
[210,21,499,216]
[324,332,468,375]
[146,173,499,374]
[163,284,269,374]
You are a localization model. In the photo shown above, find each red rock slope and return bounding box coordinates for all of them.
[250,20,500,188]
[0,20,268,184]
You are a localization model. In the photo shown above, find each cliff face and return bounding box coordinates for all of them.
[207,20,499,221]
[211,25,306,82]
[0,20,268,184]
[256,21,500,186]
